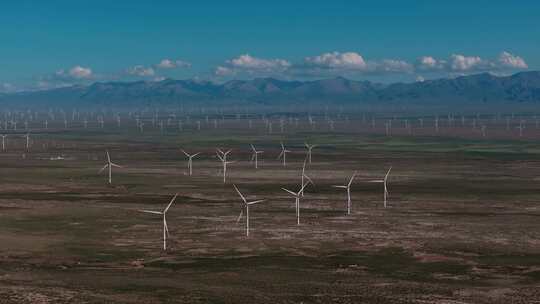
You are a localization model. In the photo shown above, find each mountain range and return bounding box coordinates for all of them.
[2,71,540,106]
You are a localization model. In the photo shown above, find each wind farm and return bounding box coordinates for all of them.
[1,108,540,303]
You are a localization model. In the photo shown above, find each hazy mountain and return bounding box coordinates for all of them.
[2,71,539,106]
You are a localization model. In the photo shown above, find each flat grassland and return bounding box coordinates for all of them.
[1,115,540,303]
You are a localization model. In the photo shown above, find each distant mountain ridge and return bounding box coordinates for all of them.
[2,71,540,106]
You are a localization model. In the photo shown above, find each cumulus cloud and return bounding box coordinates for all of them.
[415,52,528,74]
[304,52,367,70]
[376,59,413,73]
[35,65,96,88]
[214,66,234,76]
[68,66,92,79]
[292,51,413,76]
[416,56,446,70]
[156,59,191,69]
[53,65,93,81]
[498,51,528,69]
[214,54,290,77]
[126,65,155,77]
[229,54,290,70]
[449,54,488,71]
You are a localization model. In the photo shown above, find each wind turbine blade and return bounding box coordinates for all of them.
[277,151,284,159]
[217,148,224,155]
[164,216,170,237]
[247,199,265,205]
[106,150,111,163]
[281,188,297,196]
[164,193,178,213]
[368,180,384,183]
[385,167,392,179]
[181,149,190,157]
[250,144,256,152]
[98,164,108,173]
[332,185,348,189]
[303,174,314,185]
[348,173,357,187]
[192,152,201,158]
[236,209,244,223]
[216,153,224,161]
[233,184,247,203]
[110,163,123,168]
[139,210,163,215]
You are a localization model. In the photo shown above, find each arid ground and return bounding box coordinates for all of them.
[1,113,540,303]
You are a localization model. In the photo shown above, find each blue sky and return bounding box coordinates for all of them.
[1,1,539,91]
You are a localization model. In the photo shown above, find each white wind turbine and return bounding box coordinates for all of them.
[332,172,356,215]
[181,149,200,176]
[282,182,308,226]
[250,144,264,169]
[234,185,265,237]
[304,143,317,164]
[1,135,6,151]
[369,167,392,208]
[98,150,123,184]
[139,193,178,250]
[217,149,234,183]
[23,133,31,151]
[277,142,291,167]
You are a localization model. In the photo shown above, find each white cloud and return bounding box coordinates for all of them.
[214,54,290,77]
[229,54,290,70]
[214,66,234,76]
[450,54,487,71]
[156,59,191,69]
[416,56,446,70]
[377,59,413,73]
[415,52,527,74]
[53,65,93,82]
[498,51,528,69]
[126,65,155,77]
[415,75,425,82]
[304,52,367,69]
[68,66,92,79]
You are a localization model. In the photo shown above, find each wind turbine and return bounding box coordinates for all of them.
[216,148,232,161]
[181,149,200,176]
[250,144,264,169]
[234,185,265,237]
[282,182,308,225]
[304,143,317,164]
[369,167,392,208]
[332,172,356,215]
[1,135,6,151]
[139,193,178,250]
[98,150,123,184]
[23,133,31,151]
[217,150,234,183]
[277,142,291,167]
